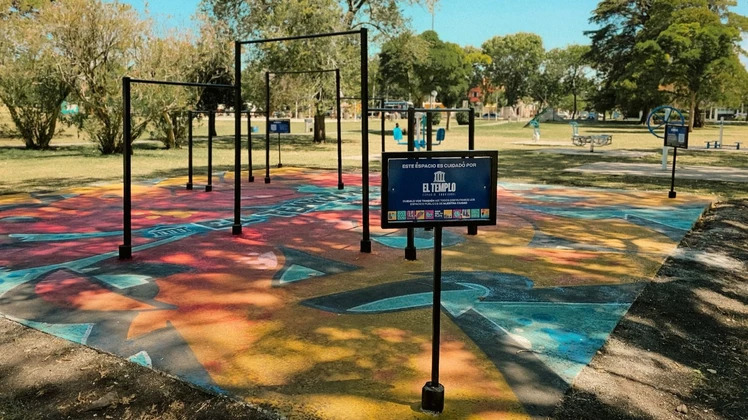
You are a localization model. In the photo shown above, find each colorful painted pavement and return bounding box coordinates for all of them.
[0,169,711,419]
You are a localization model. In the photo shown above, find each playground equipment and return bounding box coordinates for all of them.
[386,113,447,151]
[646,105,685,169]
[705,117,743,149]
[121,28,373,259]
[265,69,344,189]
[186,110,257,190]
[570,121,613,152]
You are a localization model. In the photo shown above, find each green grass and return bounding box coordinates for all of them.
[1,109,746,198]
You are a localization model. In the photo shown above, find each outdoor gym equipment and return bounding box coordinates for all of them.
[120,78,236,259]
[265,69,344,189]
[186,110,257,190]
[186,110,216,191]
[570,121,613,152]
[121,28,372,259]
[646,105,685,170]
[238,30,371,252]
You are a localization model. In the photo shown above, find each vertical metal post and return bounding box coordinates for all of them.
[205,111,214,192]
[380,98,385,153]
[426,112,433,151]
[360,28,371,253]
[119,77,132,260]
[232,41,243,234]
[405,107,417,261]
[247,111,254,182]
[265,72,271,184]
[187,111,193,190]
[421,226,444,413]
[669,147,677,199]
[467,108,478,236]
[277,133,282,168]
[336,69,344,189]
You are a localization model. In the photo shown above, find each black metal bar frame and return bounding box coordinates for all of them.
[405,107,416,261]
[120,77,237,260]
[263,68,344,189]
[187,110,253,187]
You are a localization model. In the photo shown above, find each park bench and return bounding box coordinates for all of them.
[570,121,612,152]
[704,140,742,149]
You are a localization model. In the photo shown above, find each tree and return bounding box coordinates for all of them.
[482,33,544,112]
[377,31,429,101]
[0,0,69,149]
[201,0,433,40]
[413,31,471,129]
[529,48,565,115]
[559,45,591,119]
[586,0,746,127]
[464,46,493,114]
[654,0,744,130]
[133,33,197,149]
[43,0,147,154]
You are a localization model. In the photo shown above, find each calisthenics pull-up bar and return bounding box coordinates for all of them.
[119,77,236,260]
[264,68,344,189]
[237,28,371,252]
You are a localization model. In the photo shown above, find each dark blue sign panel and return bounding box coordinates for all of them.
[269,119,290,134]
[381,151,498,228]
[664,124,688,149]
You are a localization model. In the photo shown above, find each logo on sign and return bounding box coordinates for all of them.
[423,171,457,193]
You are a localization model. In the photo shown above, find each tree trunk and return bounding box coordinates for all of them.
[572,93,577,119]
[694,104,704,128]
[313,114,326,143]
[688,92,696,132]
[446,111,451,131]
[639,109,649,125]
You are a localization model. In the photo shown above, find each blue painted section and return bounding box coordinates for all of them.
[127,350,153,368]
[476,302,630,382]
[279,265,324,284]
[95,274,151,289]
[371,235,436,249]
[519,204,705,231]
[8,315,93,345]
[0,216,40,223]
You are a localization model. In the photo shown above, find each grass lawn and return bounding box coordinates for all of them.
[1,109,747,198]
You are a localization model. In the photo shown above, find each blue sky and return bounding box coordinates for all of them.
[124,0,746,60]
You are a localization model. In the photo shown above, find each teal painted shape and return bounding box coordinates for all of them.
[8,316,93,345]
[372,235,436,249]
[94,274,151,289]
[473,302,630,383]
[350,283,489,314]
[127,350,152,368]
[279,264,325,284]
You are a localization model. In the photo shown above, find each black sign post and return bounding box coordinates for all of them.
[381,150,498,413]
[664,124,688,199]
[269,119,290,168]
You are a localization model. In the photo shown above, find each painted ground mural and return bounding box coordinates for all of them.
[0,169,710,419]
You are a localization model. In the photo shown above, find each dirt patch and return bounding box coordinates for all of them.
[553,200,748,420]
[0,318,278,419]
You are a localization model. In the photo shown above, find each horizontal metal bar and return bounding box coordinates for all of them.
[411,108,471,113]
[239,30,361,45]
[269,69,338,75]
[128,78,235,89]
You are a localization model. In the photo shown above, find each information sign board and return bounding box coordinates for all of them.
[664,124,688,149]
[381,151,498,229]
[269,119,291,134]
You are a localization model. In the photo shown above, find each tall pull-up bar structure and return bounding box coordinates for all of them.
[238,28,371,252]
[119,78,236,260]
[263,68,344,189]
